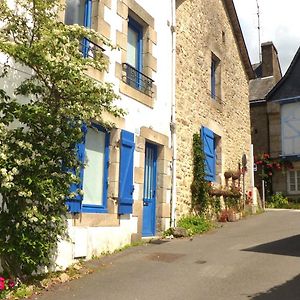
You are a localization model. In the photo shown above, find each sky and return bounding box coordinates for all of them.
[233,0,300,74]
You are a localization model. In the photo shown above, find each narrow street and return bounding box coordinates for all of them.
[35,210,300,300]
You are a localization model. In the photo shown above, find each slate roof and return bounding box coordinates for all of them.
[249,76,276,101]
[266,46,300,100]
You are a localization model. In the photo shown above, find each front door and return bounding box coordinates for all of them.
[142,143,157,237]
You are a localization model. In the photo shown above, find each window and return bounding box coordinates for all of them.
[81,126,109,213]
[211,54,221,100]
[281,103,300,156]
[65,0,92,57]
[288,170,300,193]
[127,17,143,72]
[122,17,154,97]
[66,124,110,214]
[65,0,92,27]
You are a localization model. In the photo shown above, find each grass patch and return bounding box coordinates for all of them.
[177,215,213,236]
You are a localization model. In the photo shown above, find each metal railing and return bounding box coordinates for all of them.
[81,38,105,59]
[122,63,154,97]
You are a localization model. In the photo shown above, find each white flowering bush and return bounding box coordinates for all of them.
[0,0,123,278]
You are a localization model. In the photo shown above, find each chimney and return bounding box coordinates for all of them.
[261,42,282,82]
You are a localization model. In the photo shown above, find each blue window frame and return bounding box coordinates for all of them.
[66,124,110,214]
[201,126,216,182]
[81,124,110,213]
[126,17,143,89]
[127,17,143,72]
[65,0,92,27]
[65,0,92,57]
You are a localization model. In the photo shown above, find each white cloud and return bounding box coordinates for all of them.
[234,0,300,74]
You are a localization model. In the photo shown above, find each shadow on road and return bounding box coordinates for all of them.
[242,234,300,257]
[249,274,300,299]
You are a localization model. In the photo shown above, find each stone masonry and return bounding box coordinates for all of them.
[175,0,252,217]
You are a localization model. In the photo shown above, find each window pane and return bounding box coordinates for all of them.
[127,27,139,69]
[297,171,300,191]
[290,171,296,191]
[82,129,106,206]
[65,0,85,26]
[211,59,216,98]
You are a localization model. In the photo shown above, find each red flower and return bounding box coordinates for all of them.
[264,153,270,159]
[0,277,5,291]
[8,279,15,289]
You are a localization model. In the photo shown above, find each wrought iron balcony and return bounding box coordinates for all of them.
[81,38,105,59]
[122,63,154,97]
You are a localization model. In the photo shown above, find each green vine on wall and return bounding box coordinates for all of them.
[190,133,212,215]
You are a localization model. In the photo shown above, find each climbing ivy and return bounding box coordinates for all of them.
[190,133,211,215]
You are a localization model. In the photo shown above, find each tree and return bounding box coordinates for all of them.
[0,0,123,278]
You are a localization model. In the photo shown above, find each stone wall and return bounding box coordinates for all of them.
[250,102,269,155]
[175,0,251,217]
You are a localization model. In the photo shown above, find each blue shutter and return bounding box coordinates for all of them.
[118,130,135,215]
[201,126,216,182]
[66,125,87,213]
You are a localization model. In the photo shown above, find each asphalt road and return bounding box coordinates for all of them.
[35,209,300,300]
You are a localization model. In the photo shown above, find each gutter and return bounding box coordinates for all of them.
[170,0,177,227]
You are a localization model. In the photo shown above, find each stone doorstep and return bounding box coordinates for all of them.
[141,236,161,242]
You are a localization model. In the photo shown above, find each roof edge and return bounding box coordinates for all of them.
[222,0,255,80]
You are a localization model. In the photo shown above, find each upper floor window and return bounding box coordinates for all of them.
[211,54,221,100]
[281,102,300,156]
[65,0,94,58]
[127,17,143,72]
[122,17,154,97]
[65,0,92,28]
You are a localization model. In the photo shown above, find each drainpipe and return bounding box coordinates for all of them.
[170,0,177,227]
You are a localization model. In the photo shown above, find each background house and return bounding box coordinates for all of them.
[249,42,282,197]
[175,0,255,216]
[264,47,300,199]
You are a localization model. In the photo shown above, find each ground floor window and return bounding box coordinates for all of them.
[288,170,300,193]
[81,125,109,213]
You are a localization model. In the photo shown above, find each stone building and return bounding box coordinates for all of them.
[264,47,300,199]
[175,0,255,217]
[0,0,175,269]
[59,0,176,267]
[249,42,282,195]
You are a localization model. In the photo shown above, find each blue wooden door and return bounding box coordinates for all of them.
[142,143,157,237]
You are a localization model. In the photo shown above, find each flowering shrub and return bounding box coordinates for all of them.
[255,153,293,197]
[255,153,293,178]
[0,276,16,297]
[0,0,123,277]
